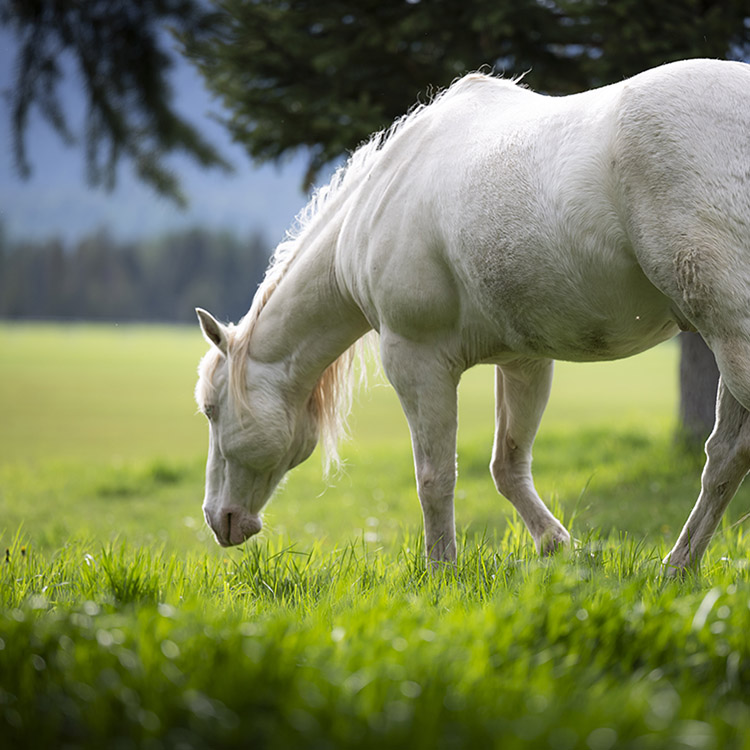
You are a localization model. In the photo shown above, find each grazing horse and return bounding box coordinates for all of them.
[195,59,750,572]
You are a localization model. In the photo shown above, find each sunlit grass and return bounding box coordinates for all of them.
[3,529,750,749]
[3,324,750,749]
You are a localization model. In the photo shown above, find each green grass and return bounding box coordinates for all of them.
[4,532,750,749]
[2,323,750,749]
[0,323,694,553]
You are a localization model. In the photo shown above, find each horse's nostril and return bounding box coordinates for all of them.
[204,505,262,546]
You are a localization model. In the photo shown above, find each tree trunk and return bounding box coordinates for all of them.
[678,332,719,449]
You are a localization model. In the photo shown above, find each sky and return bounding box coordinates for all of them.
[0,27,314,247]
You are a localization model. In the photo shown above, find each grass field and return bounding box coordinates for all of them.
[2,324,750,749]
[0,322,699,551]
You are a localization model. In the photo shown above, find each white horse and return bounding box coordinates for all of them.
[196,59,750,572]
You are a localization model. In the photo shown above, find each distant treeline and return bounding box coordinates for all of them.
[0,227,272,323]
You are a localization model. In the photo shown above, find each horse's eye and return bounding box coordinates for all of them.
[204,405,217,420]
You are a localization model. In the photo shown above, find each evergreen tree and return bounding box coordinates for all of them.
[1,0,230,205]
[183,0,587,187]
[184,0,750,186]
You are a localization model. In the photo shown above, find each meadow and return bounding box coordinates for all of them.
[2,323,750,749]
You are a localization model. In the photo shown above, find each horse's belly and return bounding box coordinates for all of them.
[472,306,679,364]
[514,313,679,363]
[459,243,680,364]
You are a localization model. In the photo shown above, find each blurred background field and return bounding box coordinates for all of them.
[3,322,738,562]
[0,322,680,465]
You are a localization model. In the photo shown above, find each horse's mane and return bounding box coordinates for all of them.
[214,72,505,472]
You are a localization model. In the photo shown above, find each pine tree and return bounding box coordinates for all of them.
[1,0,231,205]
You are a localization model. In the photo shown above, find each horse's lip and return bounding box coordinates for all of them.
[204,505,262,546]
[227,511,262,545]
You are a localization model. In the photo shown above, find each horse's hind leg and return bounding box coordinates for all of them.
[491,358,571,554]
[664,378,750,572]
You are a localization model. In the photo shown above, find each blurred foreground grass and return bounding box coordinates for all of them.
[4,528,750,749]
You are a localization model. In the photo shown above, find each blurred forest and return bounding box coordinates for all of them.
[0,226,270,323]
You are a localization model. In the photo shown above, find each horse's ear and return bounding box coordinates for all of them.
[196,308,228,356]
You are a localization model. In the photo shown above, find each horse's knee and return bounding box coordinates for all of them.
[490,458,530,499]
[416,464,455,501]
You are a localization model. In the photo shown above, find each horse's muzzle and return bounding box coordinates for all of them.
[203,505,262,547]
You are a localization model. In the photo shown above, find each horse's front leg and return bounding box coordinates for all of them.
[665,378,750,573]
[381,333,460,566]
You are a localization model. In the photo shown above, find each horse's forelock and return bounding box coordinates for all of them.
[195,344,224,411]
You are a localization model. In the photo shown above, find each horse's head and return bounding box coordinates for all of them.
[194,309,319,547]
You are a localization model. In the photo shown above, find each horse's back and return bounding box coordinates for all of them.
[341,60,750,367]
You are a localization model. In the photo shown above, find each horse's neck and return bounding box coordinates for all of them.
[249,239,369,393]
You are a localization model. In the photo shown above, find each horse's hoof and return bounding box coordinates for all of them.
[538,526,571,556]
[661,555,691,579]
